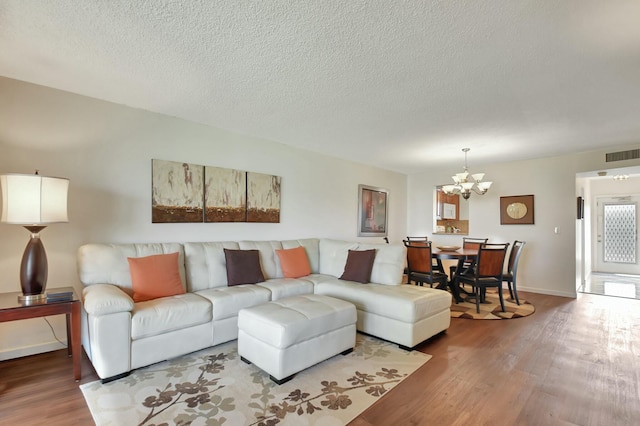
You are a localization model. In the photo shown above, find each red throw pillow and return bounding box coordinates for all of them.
[340,249,376,284]
[223,249,266,285]
[275,246,312,278]
[128,252,185,302]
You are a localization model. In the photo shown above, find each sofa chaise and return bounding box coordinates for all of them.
[77,238,451,381]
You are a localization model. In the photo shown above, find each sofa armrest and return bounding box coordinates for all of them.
[83,284,134,316]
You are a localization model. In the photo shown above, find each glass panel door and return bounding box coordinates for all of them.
[603,203,636,263]
[596,197,638,273]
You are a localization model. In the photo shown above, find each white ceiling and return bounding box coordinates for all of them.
[1,0,639,174]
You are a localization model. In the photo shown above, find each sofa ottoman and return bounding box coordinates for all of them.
[237,294,357,384]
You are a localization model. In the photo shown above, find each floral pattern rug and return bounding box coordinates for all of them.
[80,334,430,425]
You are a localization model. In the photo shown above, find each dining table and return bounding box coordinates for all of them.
[431,247,478,303]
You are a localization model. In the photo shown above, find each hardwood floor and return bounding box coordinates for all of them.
[1,291,639,425]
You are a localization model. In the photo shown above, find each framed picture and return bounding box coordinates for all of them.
[358,184,388,237]
[500,195,534,225]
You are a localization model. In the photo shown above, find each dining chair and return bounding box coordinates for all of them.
[405,236,428,245]
[455,242,510,313]
[403,237,427,282]
[404,236,445,273]
[403,241,449,290]
[449,237,488,279]
[503,240,526,305]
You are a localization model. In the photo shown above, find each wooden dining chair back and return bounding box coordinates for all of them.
[404,236,445,273]
[463,237,489,250]
[403,241,448,289]
[450,237,488,278]
[503,240,526,305]
[403,236,428,246]
[455,242,509,313]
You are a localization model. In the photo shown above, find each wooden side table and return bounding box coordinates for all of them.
[0,286,82,381]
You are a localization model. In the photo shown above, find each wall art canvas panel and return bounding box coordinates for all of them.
[205,166,247,222]
[247,172,281,223]
[152,159,204,223]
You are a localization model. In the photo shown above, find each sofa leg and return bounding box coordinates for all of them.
[341,348,353,356]
[270,374,294,385]
[240,356,251,365]
[101,371,130,384]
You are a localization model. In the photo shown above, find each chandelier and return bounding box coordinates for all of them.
[442,148,492,200]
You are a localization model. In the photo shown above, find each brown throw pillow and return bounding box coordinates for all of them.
[224,248,265,286]
[340,249,376,284]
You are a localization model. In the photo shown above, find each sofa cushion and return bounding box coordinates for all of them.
[319,239,358,277]
[184,241,240,291]
[314,279,451,323]
[195,285,271,321]
[340,249,376,284]
[356,242,406,285]
[257,278,315,300]
[238,240,284,279]
[78,243,186,292]
[128,252,186,302]
[275,246,312,278]
[295,273,338,286]
[131,293,212,340]
[224,249,265,285]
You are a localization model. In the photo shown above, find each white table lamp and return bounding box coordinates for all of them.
[1,171,69,303]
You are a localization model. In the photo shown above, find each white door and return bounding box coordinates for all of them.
[595,196,639,273]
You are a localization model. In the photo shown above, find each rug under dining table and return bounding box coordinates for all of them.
[80,334,431,425]
[450,289,535,319]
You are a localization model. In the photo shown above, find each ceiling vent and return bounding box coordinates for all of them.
[606,149,639,162]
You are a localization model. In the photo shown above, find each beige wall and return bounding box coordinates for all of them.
[0,77,407,359]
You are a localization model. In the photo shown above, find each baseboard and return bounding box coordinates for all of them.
[0,340,67,361]
[516,285,576,299]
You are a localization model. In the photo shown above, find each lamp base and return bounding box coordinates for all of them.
[18,293,47,305]
[20,226,49,302]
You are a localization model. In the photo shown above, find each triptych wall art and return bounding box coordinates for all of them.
[152,159,281,223]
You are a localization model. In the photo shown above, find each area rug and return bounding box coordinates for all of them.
[80,334,430,425]
[450,289,535,320]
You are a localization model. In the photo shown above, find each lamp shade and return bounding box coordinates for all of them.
[1,173,69,225]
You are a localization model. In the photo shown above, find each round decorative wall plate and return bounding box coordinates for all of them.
[506,202,527,219]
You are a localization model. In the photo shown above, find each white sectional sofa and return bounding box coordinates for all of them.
[77,238,451,381]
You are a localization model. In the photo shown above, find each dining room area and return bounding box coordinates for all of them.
[403,234,532,320]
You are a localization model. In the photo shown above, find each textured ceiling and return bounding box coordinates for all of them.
[1,0,640,174]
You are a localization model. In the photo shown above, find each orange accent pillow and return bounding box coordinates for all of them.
[276,246,312,278]
[128,252,185,302]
